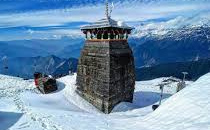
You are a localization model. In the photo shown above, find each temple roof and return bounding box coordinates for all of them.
[81,17,134,30]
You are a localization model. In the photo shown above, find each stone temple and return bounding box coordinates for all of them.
[76,1,135,114]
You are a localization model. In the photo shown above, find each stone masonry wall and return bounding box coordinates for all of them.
[76,40,135,114]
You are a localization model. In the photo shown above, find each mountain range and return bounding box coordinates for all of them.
[0,25,210,79]
[136,58,210,81]
[131,25,210,67]
[0,55,78,79]
[0,37,83,59]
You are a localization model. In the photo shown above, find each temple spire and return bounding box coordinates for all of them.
[105,0,109,19]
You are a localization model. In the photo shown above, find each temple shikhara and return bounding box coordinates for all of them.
[76,0,135,114]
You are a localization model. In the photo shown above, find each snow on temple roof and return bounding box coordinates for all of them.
[81,17,134,30]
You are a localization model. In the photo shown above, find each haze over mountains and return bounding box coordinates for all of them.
[1,25,210,80]
[0,37,83,58]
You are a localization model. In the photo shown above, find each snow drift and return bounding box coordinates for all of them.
[0,73,209,130]
[132,73,210,130]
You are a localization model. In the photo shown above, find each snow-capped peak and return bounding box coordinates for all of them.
[132,13,210,38]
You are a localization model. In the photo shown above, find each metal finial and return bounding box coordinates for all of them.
[105,0,109,19]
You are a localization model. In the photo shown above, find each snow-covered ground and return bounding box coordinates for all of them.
[0,73,209,130]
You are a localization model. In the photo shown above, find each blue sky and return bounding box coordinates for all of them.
[0,0,210,41]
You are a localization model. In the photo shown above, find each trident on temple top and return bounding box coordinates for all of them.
[105,0,109,19]
[105,0,114,19]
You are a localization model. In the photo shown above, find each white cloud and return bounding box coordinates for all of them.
[26,29,35,34]
[0,28,82,41]
[0,1,210,28]
[0,0,210,40]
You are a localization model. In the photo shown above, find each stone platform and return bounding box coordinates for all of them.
[76,39,135,114]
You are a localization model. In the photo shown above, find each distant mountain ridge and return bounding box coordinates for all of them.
[0,55,78,79]
[0,25,210,80]
[130,26,210,67]
[136,58,210,81]
[0,37,83,59]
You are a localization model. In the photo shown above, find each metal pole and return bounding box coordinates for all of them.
[182,72,188,82]
[159,85,164,106]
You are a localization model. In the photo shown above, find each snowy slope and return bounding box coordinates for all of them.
[0,73,209,130]
[132,73,210,130]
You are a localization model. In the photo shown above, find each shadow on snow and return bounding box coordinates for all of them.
[48,81,65,94]
[113,91,172,112]
[0,111,23,130]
